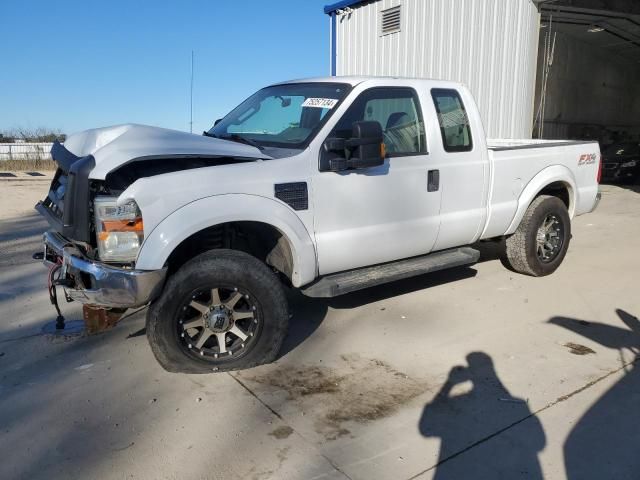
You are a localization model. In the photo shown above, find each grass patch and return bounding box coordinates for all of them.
[0,159,57,171]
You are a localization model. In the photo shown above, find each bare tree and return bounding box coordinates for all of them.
[8,127,66,143]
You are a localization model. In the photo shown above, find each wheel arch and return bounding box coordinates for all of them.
[505,166,577,236]
[136,194,317,287]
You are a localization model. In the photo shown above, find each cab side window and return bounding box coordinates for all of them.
[431,89,473,152]
[330,88,426,155]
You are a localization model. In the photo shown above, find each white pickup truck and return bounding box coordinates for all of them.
[36,77,601,373]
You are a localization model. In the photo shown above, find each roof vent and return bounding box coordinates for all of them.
[380,5,401,36]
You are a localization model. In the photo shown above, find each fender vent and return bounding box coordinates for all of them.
[275,182,308,211]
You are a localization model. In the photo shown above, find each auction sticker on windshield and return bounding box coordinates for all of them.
[302,98,338,109]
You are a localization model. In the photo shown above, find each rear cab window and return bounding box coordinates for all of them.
[431,89,473,152]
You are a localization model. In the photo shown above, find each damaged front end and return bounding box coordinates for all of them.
[35,140,95,244]
[34,141,167,332]
[41,230,166,309]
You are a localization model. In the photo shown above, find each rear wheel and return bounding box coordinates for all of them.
[502,195,571,277]
[147,249,289,373]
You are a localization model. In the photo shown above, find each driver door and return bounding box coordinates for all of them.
[312,87,442,275]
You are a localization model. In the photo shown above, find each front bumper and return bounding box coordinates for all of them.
[42,231,167,308]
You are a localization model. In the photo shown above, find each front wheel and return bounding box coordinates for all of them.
[147,249,289,373]
[501,195,571,277]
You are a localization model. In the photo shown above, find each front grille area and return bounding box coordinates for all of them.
[42,169,68,220]
[36,141,96,243]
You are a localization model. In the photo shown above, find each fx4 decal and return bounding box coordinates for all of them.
[578,153,597,166]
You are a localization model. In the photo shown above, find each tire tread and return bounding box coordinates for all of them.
[503,195,570,277]
[146,249,288,374]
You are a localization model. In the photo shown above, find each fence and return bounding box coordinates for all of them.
[0,143,54,161]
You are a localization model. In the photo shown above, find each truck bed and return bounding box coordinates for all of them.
[481,138,600,241]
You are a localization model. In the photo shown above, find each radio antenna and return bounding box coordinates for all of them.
[189,50,194,133]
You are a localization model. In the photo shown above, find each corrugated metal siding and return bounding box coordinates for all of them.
[335,0,540,139]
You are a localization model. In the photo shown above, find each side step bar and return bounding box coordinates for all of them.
[302,247,480,298]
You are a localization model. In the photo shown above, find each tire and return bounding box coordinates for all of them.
[501,195,571,277]
[146,249,289,373]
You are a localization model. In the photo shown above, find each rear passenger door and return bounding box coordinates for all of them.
[429,88,487,251]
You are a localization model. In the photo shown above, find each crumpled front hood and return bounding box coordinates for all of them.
[63,124,271,180]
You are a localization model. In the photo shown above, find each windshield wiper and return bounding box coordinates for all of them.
[223,134,264,150]
[205,131,263,150]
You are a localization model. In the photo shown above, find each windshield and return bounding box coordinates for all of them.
[208,83,351,149]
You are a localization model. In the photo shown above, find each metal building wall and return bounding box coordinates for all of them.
[334,0,540,139]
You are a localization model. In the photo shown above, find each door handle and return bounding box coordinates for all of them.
[428,169,440,192]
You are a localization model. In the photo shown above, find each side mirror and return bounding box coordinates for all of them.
[348,120,385,169]
[321,120,385,172]
[214,118,223,126]
[322,138,348,171]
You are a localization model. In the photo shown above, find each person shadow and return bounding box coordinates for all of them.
[418,352,545,479]
[548,309,640,479]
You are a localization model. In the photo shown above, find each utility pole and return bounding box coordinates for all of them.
[190,50,194,133]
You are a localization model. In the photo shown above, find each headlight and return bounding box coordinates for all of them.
[621,160,637,168]
[94,196,143,262]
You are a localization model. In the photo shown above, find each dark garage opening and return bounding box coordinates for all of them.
[533,1,640,167]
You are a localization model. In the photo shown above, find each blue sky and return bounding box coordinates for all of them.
[0,0,332,135]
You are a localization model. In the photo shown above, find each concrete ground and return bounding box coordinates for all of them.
[0,180,638,480]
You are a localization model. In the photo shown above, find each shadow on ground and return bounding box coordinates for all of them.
[600,180,640,195]
[0,213,47,267]
[280,266,477,358]
[417,352,545,479]
[549,309,640,479]
[0,307,293,480]
[0,314,151,479]
[413,309,640,480]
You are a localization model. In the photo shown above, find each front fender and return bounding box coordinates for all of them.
[135,194,317,287]
[505,165,577,235]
